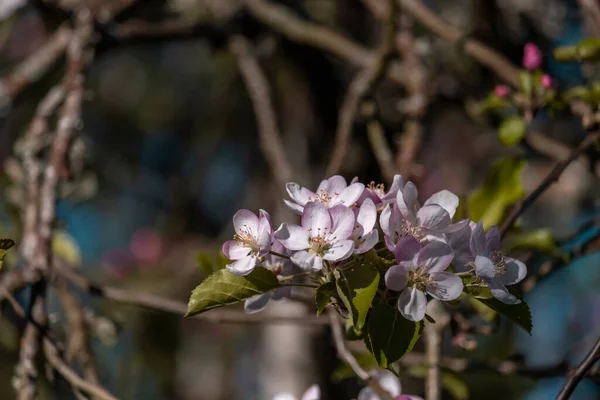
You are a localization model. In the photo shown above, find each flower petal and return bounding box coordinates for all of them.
[301,384,321,400]
[222,240,250,261]
[485,226,500,253]
[256,229,272,256]
[499,257,527,285]
[474,255,495,280]
[490,279,521,304]
[330,204,355,239]
[423,190,459,218]
[394,236,421,263]
[397,182,419,224]
[356,230,379,254]
[397,287,427,322]
[321,175,347,194]
[376,370,402,397]
[335,182,365,207]
[273,393,296,400]
[274,224,309,251]
[258,209,272,235]
[291,250,323,271]
[244,293,271,314]
[323,239,354,261]
[284,199,305,215]
[470,222,487,256]
[226,255,257,276]
[379,204,393,237]
[302,202,332,234]
[271,286,292,301]
[357,198,377,231]
[417,242,454,273]
[385,265,408,291]
[233,209,258,236]
[381,174,404,203]
[286,182,314,206]
[427,272,463,301]
[417,204,451,231]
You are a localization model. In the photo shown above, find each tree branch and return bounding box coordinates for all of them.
[556,335,600,400]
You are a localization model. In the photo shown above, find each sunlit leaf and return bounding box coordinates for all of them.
[462,275,492,299]
[335,264,380,332]
[331,353,378,382]
[498,116,526,147]
[197,252,215,276]
[315,281,335,317]
[0,238,15,270]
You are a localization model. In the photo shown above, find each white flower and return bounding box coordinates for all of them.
[285,175,364,214]
[222,209,271,276]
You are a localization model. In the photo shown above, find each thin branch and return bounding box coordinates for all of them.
[424,300,450,400]
[229,35,292,192]
[361,100,396,182]
[500,131,600,237]
[578,0,600,38]
[327,309,394,400]
[0,268,40,305]
[556,335,600,400]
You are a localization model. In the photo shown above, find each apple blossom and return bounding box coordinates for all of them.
[284,175,364,214]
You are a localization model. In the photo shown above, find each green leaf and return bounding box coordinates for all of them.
[215,250,229,270]
[504,228,563,258]
[196,252,215,276]
[335,264,380,331]
[563,86,592,102]
[407,367,469,400]
[365,304,422,368]
[553,38,600,62]
[462,275,492,299]
[498,116,526,147]
[475,297,532,334]
[0,238,15,270]
[315,281,335,316]
[518,71,533,96]
[186,267,279,317]
[468,156,526,229]
[331,353,378,382]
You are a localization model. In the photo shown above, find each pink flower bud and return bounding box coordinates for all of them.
[523,42,542,71]
[494,84,510,98]
[541,74,552,89]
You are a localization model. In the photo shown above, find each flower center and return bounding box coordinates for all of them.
[490,251,506,274]
[368,181,386,198]
[308,228,333,256]
[233,225,258,253]
[392,220,425,244]
[308,189,338,206]
[408,266,430,291]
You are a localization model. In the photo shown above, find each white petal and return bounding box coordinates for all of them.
[382,174,404,203]
[321,175,348,194]
[330,204,355,239]
[323,239,354,261]
[244,293,271,314]
[233,209,258,236]
[500,257,527,285]
[356,230,378,254]
[335,182,365,206]
[222,240,250,261]
[271,286,292,301]
[470,222,487,256]
[417,204,451,231]
[385,265,408,291]
[379,204,393,236]
[397,182,419,224]
[357,198,377,231]
[286,182,314,206]
[291,250,323,271]
[490,279,520,304]
[418,242,454,273]
[256,229,272,256]
[394,236,422,262]
[226,255,257,276]
[301,384,321,400]
[258,209,272,235]
[273,393,297,400]
[274,224,309,251]
[302,202,332,234]
[424,190,459,218]
[397,287,427,322]
[427,272,463,301]
[376,370,402,396]
[284,199,305,215]
[485,226,500,253]
[474,255,495,280]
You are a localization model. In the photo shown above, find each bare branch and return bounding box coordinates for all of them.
[556,335,600,400]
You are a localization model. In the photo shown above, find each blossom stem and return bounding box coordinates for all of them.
[269,250,290,259]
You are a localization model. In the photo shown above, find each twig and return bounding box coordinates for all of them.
[327,309,394,400]
[556,335,600,400]
[361,101,396,182]
[326,0,397,177]
[500,131,600,237]
[0,25,71,111]
[424,300,449,400]
[229,35,292,192]
[0,268,41,305]
[398,0,520,87]
[578,0,600,38]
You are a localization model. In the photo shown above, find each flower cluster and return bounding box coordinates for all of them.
[222,175,527,320]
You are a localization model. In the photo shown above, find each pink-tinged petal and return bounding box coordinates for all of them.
[222,240,249,261]
[324,175,348,194]
[324,239,354,261]
[256,230,272,256]
[397,182,419,224]
[385,265,408,291]
[485,226,500,253]
[500,257,527,285]
[426,272,463,301]
[357,198,377,231]
[470,221,487,256]
[286,182,314,206]
[258,209,272,235]
[474,255,495,280]
[302,202,332,234]
[423,190,459,219]
[358,189,382,208]
[522,42,542,70]
[394,236,421,263]
[351,176,359,184]
[398,396,424,400]
[291,250,323,271]
[274,224,309,251]
[244,293,271,314]
[381,174,404,203]
[442,219,471,233]
[301,384,321,400]
[358,371,401,400]
[330,204,355,239]
[446,221,472,254]
[380,204,393,236]
[336,182,365,206]
[417,204,451,231]
[284,199,305,215]
[227,255,257,276]
[273,393,296,400]
[356,230,378,254]
[490,278,520,304]
[384,235,397,252]
[397,287,427,322]
[418,242,454,273]
[233,209,259,236]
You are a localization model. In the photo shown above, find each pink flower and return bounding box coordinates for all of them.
[494,84,510,99]
[522,43,542,71]
[541,74,552,89]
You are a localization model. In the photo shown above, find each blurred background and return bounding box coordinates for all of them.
[0,0,599,399]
